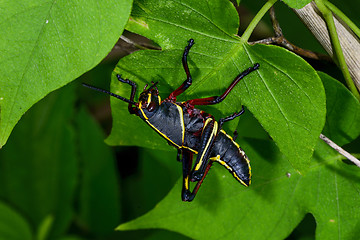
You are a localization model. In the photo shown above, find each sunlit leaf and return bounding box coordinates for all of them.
[118,138,299,240]
[282,0,312,9]
[116,51,360,239]
[117,139,360,239]
[0,0,133,147]
[106,0,325,173]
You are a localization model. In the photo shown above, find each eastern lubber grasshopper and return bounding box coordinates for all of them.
[83,39,260,201]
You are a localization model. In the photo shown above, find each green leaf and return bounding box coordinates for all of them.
[106,0,326,173]
[319,72,360,146]
[121,148,182,220]
[36,215,54,240]
[0,201,32,240]
[76,107,121,236]
[117,66,360,239]
[0,84,78,239]
[118,137,360,239]
[57,237,86,240]
[0,0,133,148]
[281,0,312,9]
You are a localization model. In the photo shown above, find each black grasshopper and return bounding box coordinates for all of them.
[83,39,260,201]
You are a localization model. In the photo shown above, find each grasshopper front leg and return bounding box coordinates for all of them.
[180,149,213,202]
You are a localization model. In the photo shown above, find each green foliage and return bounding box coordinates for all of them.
[108,0,325,173]
[0,85,78,239]
[118,69,360,239]
[0,0,359,239]
[0,84,122,239]
[0,0,133,148]
[118,140,360,240]
[320,72,360,146]
[77,107,121,235]
[0,201,32,240]
[282,0,312,9]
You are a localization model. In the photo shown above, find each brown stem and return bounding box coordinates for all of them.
[251,6,332,62]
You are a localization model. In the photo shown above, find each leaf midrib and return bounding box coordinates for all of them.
[1,0,57,145]
[185,41,243,95]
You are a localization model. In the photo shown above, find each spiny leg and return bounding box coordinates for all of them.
[167,39,195,101]
[184,162,213,202]
[180,148,213,202]
[233,130,238,141]
[185,63,259,106]
[180,149,194,201]
[116,74,138,114]
[218,106,245,142]
[218,106,245,128]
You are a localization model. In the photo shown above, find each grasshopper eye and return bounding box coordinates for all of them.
[148,101,157,112]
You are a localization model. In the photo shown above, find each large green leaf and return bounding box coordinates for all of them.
[319,72,360,146]
[0,0,133,148]
[121,148,182,221]
[118,137,360,239]
[76,108,121,236]
[0,201,32,240]
[0,84,78,239]
[116,67,360,239]
[106,0,325,173]
[117,72,360,237]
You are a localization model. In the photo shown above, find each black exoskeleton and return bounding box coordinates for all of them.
[83,39,260,202]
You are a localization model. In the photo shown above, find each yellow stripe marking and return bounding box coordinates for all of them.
[138,102,149,120]
[147,93,151,107]
[173,103,185,145]
[219,129,251,184]
[202,118,213,135]
[184,176,189,190]
[182,146,198,154]
[195,119,218,171]
[216,158,249,187]
[139,101,198,152]
[145,119,181,148]
[220,129,239,148]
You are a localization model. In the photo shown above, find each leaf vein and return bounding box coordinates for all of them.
[4,0,57,140]
[131,14,238,44]
[172,0,237,40]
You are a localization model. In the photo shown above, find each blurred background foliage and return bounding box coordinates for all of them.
[0,0,359,239]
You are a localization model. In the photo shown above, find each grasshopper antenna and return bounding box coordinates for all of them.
[82,83,136,105]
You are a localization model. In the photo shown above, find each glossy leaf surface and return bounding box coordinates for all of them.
[116,67,360,239]
[281,0,312,9]
[0,0,133,147]
[107,0,326,173]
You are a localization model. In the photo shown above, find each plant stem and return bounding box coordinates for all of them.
[241,0,278,43]
[315,0,360,100]
[320,134,360,167]
[324,1,360,40]
[251,6,333,62]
